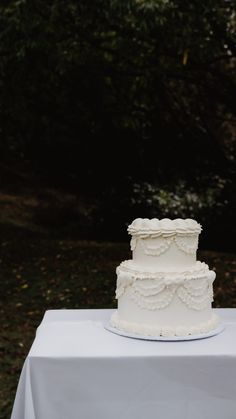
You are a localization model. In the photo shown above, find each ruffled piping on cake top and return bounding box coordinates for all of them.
[128,218,202,237]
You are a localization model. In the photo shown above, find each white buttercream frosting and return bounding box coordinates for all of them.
[118,260,209,277]
[116,261,215,310]
[128,218,202,237]
[111,217,218,338]
[110,311,219,337]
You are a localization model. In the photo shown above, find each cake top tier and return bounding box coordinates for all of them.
[128,218,202,237]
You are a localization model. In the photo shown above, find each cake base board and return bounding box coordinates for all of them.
[105,323,224,342]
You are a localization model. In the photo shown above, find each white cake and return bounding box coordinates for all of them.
[110,218,219,337]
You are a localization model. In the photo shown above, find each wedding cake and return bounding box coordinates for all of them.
[110,218,219,337]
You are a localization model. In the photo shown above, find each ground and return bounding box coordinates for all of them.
[0,189,236,418]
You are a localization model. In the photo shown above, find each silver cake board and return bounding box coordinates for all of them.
[105,323,224,342]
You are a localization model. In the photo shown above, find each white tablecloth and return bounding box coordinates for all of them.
[11,309,236,419]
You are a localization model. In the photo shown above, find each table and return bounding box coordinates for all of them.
[11,309,236,419]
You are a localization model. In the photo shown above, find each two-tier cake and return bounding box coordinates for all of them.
[110,218,219,337]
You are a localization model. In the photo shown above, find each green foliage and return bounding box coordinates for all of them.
[131,176,228,221]
[0,0,236,235]
[0,0,235,161]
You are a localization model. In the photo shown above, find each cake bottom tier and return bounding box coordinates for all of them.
[110,309,219,337]
[112,260,219,337]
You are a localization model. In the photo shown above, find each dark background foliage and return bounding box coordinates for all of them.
[0,0,236,247]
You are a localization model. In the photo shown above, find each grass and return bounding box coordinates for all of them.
[0,226,236,418]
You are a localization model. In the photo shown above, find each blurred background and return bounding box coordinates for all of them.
[0,1,236,417]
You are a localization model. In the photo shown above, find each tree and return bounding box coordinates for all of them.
[0,1,235,231]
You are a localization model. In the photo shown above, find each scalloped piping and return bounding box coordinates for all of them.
[140,236,174,256]
[116,268,215,311]
[128,278,214,311]
[131,234,199,256]
[131,284,177,310]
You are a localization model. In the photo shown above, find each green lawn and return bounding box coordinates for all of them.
[0,228,236,419]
